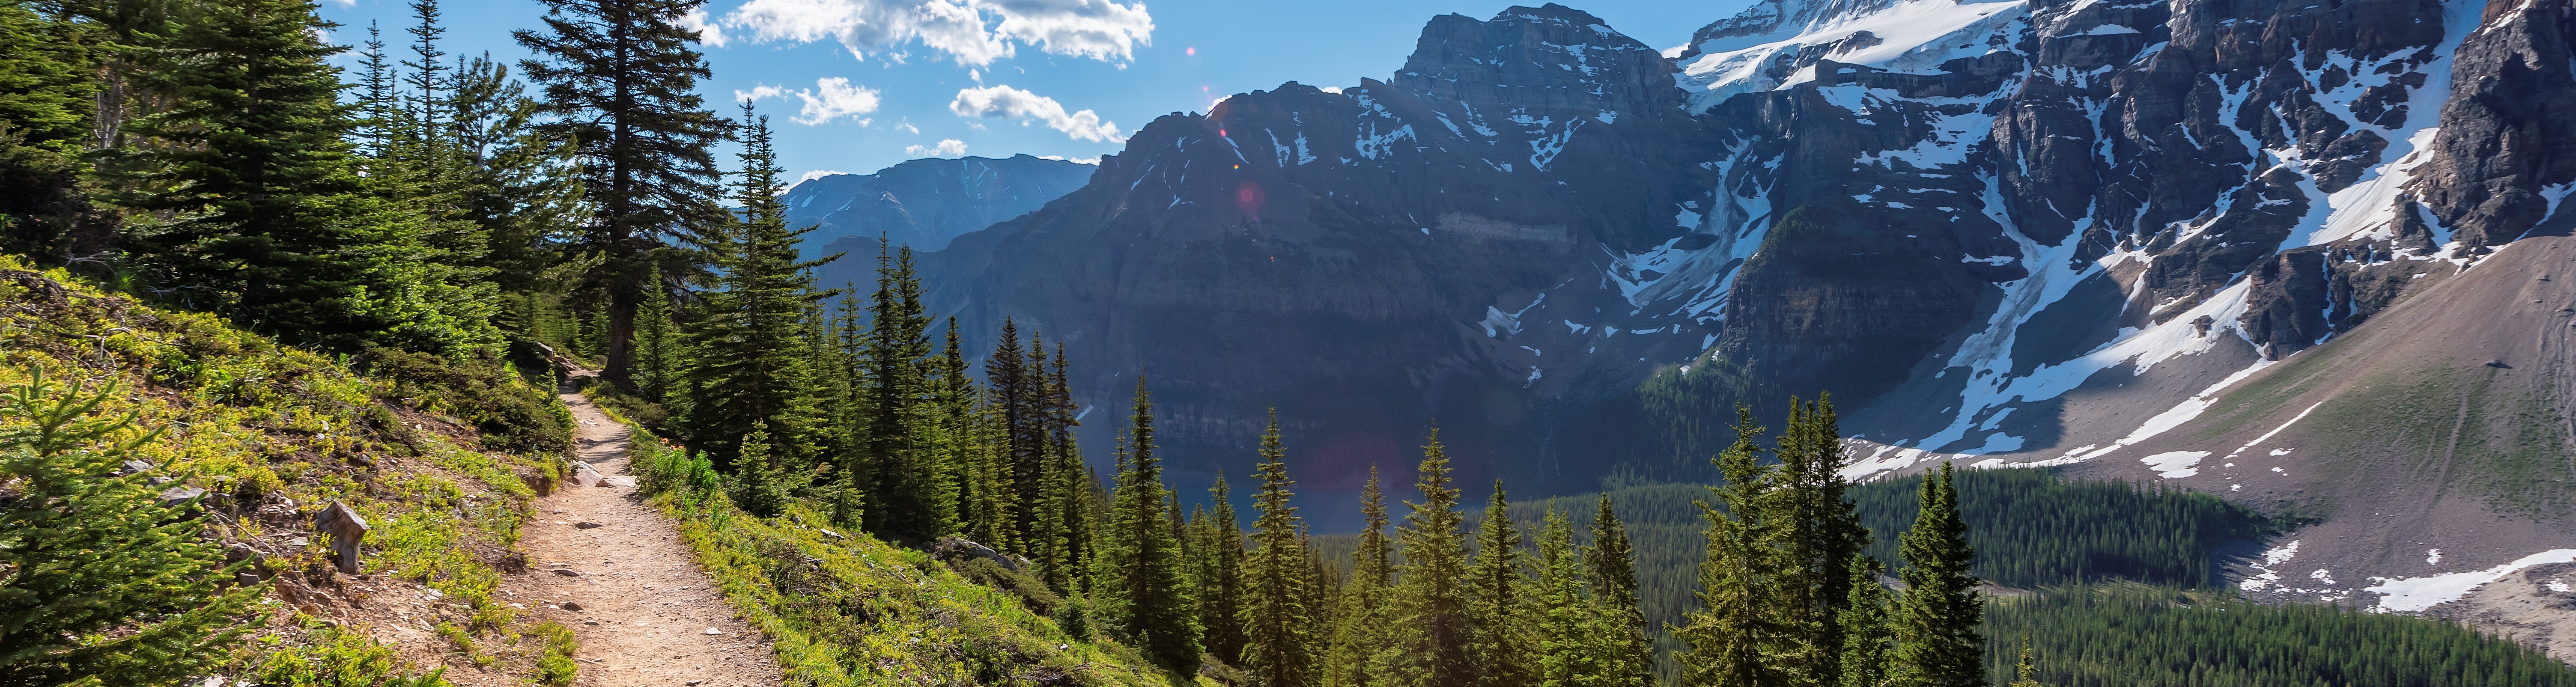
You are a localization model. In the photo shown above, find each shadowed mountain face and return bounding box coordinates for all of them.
[847,0,2576,587]
[782,154,1095,258]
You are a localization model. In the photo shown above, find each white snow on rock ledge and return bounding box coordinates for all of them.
[1676,0,2029,110]
[2364,549,2576,613]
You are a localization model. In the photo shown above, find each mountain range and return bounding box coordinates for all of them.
[802,0,2576,648]
[780,154,1094,259]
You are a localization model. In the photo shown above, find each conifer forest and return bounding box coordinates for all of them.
[4,0,2575,685]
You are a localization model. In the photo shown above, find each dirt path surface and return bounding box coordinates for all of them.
[500,387,784,687]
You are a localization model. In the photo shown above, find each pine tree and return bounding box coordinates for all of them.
[1097,375,1201,674]
[676,107,833,472]
[1889,462,1983,687]
[1241,412,1315,687]
[2007,633,2042,687]
[1200,471,1249,664]
[1325,466,1393,687]
[1838,557,1895,687]
[1471,481,1535,687]
[1376,429,1476,687]
[851,241,941,543]
[1533,508,1620,687]
[0,369,262,683]
[1586,495,1652,687]
[727,421,789,517]
[1677,408,1792,687]
[1769,396,1869,687]
[107,0,386,348]
[515,0,729,386]
[0,0,96,260]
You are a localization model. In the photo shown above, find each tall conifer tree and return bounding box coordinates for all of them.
[1838,557,1895,687]
[1677,408,1792,687]
[675,107,832,471]
[1375,429,1475,687]
[515,0,728,385]
[1097,375,1201,674]
[1586,495,1653,687]
[1889,462,1982,687]
[1242,412,1315,687]
[1326,467,1393,687]
[1200,471,1249,663]
[1470,482,1535,687]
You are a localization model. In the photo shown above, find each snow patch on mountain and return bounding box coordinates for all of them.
[1676,0,2029,110]
[2367,549,2576,613]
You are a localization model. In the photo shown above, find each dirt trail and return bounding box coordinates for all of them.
[499,385,784,687]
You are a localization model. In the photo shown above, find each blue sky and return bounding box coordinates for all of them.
[316,0,1754,183]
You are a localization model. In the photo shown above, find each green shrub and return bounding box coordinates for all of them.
[355,345,572,455]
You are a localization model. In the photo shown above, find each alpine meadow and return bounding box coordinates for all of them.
[4,0,2576,685]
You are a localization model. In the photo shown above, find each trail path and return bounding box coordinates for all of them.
[500,382,783,687]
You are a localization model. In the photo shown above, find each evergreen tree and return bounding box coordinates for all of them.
[1325,467,1393,687]
[1241,412,1315,687]
[851,241,940,543]
[727,421,789,517]
[675,107,832,471]
[1586,495,1652,687]
[1769,396,1869,687]
[1375,429,1475,687]
[0,0,96,260]
[1837,557,1894,687]
[1676,408,1792,687]
[1533,508,1625,687]
[1470,481,1535,687]
[633,263,681,401]
[515,0,729,386]
[106,0,385,348]
[2007,633,2041,687]
[1096,375,1201,674]
[1199,471,1249,664]
[0,369,262,684]
[1889,462,1982,687]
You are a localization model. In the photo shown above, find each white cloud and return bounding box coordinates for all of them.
[738,77,882,125]
[906,139,969,158]
[679,8,728,47]
[1038,155,1102,165]
[948,85,1124,142]
[797,170,849,183]
[720,0,1151,67]
[897,121,921,134]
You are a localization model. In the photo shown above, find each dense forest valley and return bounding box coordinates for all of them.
[2,0,2574,685]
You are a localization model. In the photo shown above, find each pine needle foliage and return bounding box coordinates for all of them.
[1241,412,1316,687]
[0,367,262,684]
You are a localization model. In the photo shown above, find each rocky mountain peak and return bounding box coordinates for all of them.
[1392,5,1690,139]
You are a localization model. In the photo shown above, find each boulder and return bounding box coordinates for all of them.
[312,501,370,574]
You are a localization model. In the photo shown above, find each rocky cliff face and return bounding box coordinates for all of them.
[782,154,1094,256]
[888,0,2576,566]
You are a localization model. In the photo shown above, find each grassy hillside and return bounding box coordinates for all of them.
[611,410,1189,686]
[1,259,574,682]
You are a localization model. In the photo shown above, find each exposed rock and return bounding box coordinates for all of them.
[575,521,603,529]
[930,536,1023,573]
[313,500,370,575]
[551,568,580,577]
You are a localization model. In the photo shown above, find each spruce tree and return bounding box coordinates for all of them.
[676,108,833,472]
[0,369,262,684]
[1200,471,1249,664]
[1586,495,1652,687]
[0,0,95,260]
[107,0,386,348]
[1325,467,1393,687]
[1889,462,1983,687]
[1677,408,1791,687]
[1241,412,1315,687]
[2007,633,2041,687]
[1097,375,1201,674]
[1533,508,1625,687]
[1838,557,1895,687]
[1375,429,1475,687]
[1470,481,1534,687]
[1769,396,1869,687]
[515,0,728,386]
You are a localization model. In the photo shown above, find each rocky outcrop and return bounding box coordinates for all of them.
[886,0,2576,511]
